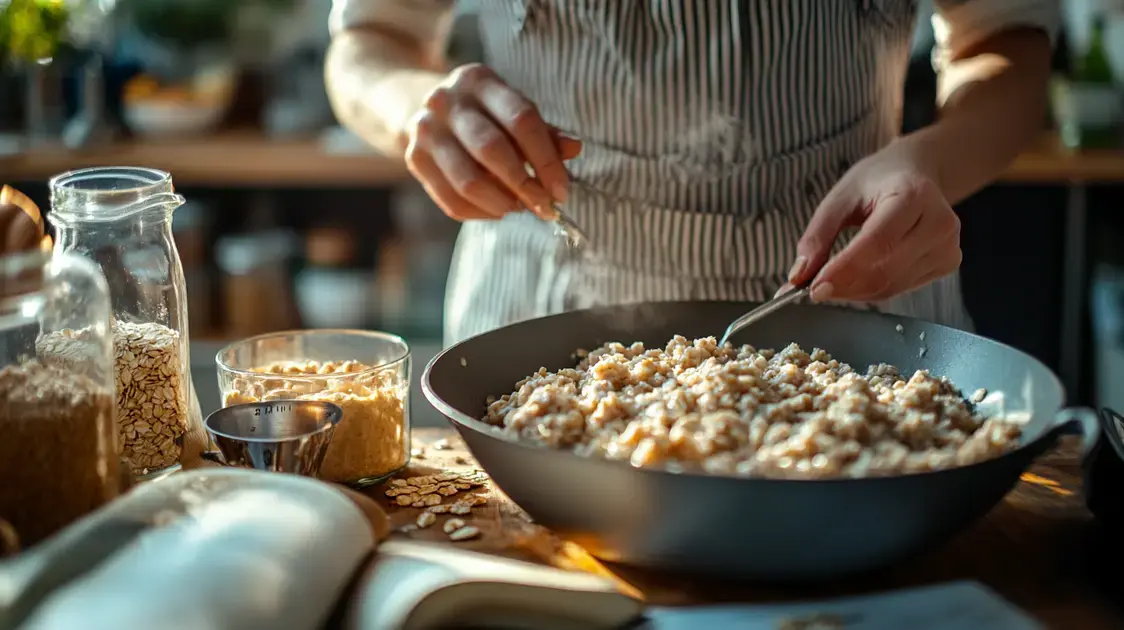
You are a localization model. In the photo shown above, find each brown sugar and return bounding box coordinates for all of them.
[0,360,118,548]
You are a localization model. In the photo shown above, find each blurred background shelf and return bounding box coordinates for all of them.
[0,129,411,187]
[4,130,1124,187]
[1005,132,1124,182]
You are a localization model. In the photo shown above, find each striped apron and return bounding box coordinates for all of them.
[444,0,973,346]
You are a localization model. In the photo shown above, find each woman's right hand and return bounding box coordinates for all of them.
[404,63,582,222]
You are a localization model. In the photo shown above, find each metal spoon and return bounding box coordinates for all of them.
[718,281,812,347]
[551,203,590,250]
[522,161,591,251]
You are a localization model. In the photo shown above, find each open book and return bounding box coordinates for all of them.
[340,540,644,630]
[340,540,1043,630]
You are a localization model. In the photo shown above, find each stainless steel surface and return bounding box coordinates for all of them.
[203,400,341,476]
[422,301,1100,580]
[718,283,811,346]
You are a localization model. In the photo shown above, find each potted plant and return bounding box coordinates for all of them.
[0,0,72,144]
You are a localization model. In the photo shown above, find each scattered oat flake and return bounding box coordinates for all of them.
[454,456,468,465]
[432,439,452,450]
[411,447,426,459]
[416,512,436,528]
[448,525,480,541]
[919,331,926,341]
[460,357,467,367]
[443,518,466,534]
[919,347,927,358]
[459,494,488,506]
[450,504,472,515]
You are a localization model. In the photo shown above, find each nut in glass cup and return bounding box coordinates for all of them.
[216,330,411,487]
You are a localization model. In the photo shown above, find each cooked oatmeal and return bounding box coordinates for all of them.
[482,336,1021,478]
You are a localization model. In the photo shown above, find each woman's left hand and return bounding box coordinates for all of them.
[785,140,962,303]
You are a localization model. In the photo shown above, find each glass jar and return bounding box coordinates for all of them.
[0,250,118,549]
[216,330,411,486]
[49,167,205,479]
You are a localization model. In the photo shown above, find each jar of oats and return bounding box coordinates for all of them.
[49,167,207,479]
[216,330,411,486]
[0,250,119,549]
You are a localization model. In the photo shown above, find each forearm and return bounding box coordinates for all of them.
[324,27,447,156]
[903,28,1052,205]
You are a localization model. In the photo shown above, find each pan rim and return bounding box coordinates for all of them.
[421,300,1069,486]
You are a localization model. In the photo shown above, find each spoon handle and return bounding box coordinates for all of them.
[718,283,812,347]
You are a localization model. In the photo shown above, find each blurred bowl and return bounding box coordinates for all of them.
[124,100,228,138]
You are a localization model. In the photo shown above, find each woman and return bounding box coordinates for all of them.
[325,0,1054,346]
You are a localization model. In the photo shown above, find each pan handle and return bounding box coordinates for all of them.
[1053,408,1101,459]
[1096,407,1124,462]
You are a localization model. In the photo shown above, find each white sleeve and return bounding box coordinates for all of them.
[932,0,1060,65]
[329,0,457,44]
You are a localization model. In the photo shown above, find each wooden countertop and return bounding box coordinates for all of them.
[368,428,1123,629]
[3,131,1124,188]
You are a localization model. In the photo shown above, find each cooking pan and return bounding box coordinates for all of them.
[422,301,1100,581]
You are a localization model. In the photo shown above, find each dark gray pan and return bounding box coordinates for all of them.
[422,301,1099,581]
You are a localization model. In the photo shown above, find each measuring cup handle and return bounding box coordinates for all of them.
[0,517,20,557]
[200,451,227,466]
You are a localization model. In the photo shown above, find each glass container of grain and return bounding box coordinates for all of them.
[49,167,206,480]
[0,250,118,549]
[216,330,411,486]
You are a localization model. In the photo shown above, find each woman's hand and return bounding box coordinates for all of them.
[404,63,582,222]
[787,141,962,303]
